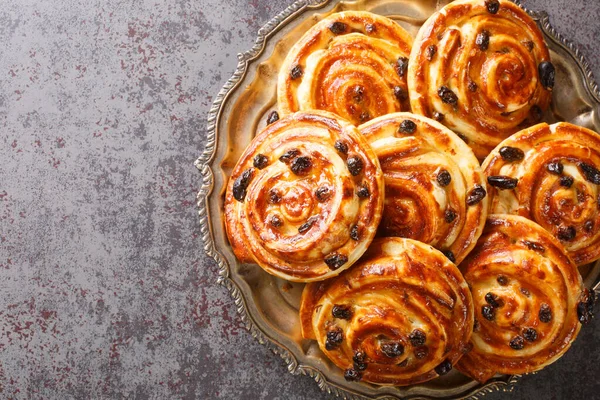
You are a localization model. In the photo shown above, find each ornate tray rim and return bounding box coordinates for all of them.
[195,1,600,399]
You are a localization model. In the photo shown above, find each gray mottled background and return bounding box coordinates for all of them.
[0,0,598,399]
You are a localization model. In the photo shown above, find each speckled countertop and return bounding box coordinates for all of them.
[0,0,598,399]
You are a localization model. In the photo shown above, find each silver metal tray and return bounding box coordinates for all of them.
[196,1,600,398]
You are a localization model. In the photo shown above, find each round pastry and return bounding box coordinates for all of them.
[482,122,600,265]
[300,238,474,385]
[224,110,384,282]
[278,11,413,126]
[457,214,591,383]
[359,112,488,264]
[408,0,553,159]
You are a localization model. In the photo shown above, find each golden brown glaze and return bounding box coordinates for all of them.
[278,11,413,126]
[360,112,488,264]
[482,122,600,265]
[300,238,473,385]
[224,110,384,282]
[457,215,584,383]
[408,0,552,159]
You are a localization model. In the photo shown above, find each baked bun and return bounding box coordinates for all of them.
[224,111,384,282]
[278,11,413,126]
[360,112,488,264]
[482,122,600,265]
[408,0,553,159]
[300,237,474,385]
[457,214,590,382]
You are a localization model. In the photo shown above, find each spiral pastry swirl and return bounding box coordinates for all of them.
[278,11,413,126]
[456,215,587,383]
[360,113,488,264]
[300,238,473,385]
[224,111,384,282]
[408,0,552,159]
[482,122,600,265]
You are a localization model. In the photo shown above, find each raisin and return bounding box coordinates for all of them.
[381,342,404,358]
[433,112,445,122]
[524,40,534,51]
[357,184,370,198]
[409,329,426,347]
[482,305,495,321]
[350,224,360,241]
[393,86,407,101]
[344,368,362,382]
[279,148,300,163]
[577,295,594,325]
[315,186,332,202]
[529,104,543,122]
[329,21,347,35]
[497,275,509,286]
[547,161,563,175]
[476,30,490,51]
[438,86,458,105]
[523,328,538,342]
[487,175,518,189]
[520,287,531,297]
[324,253,348,270]
[270,215,283,227]
[538,61,555,90]
[399,119,417,134]
[332,304,353,320]
[359,111,371,123]
[539,303,552,323]
[353,86,364,102]
[334,140,349,155]
[232,168,254,202]
[437,170,452,187]
[268,189,281,204]
[522,240,545,253]
[435,359,453,376]
[466,185,487,206]
[290,65,303,80]
[266,110,279,125]
[354,361,367,371]
[468,81,478,92]
[347,156,364,176]
[253,154,269,169]
[414,346,429,359]
[325,327,343,350]
[396,57,409,77]
[557,226,576,241]
[585,220,594,232]
[290,156,312,175]
[426,45,437,61]
[579,162,600,184]
[442,250,456,263]
[485,292,501,308]
[353,350,366,365]
[485,0,500,14]
[444,209,457,223]
[560,175,574,188]
[298,215,319,234]
[509,336,525,350]
[365,23,376,34]
[499,146,525,161]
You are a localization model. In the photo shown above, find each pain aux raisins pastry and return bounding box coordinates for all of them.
[224,110,384,282]
[457,214,591,383]
[277,11,413,126]
[408,0,553,159]
[300,238,474,385]
[359,112,488,264]
[482,122,600,265]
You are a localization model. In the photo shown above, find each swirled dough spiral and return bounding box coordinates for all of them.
[300,238,473,385]
[408,0,552,159]
[482,122,600,265]
[359,112,488,264]
[224,111,384,282]
[457,214,586,382]
[278,11,413,126]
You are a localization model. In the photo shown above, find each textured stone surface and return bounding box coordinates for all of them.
[0,0,598,399]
